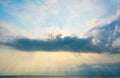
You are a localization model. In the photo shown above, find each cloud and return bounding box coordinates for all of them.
[87,13,120,50]
[75,62,120,76]
[0,35,118,53]
[0,0,120,76]
[0,21,47,41]
[112,38,120,48]
[0,0,108,38]
[2,36,94,52]
[0,15,119,53]
[0,1,120,53]
[0,22,19,42]
[88,10,120,27]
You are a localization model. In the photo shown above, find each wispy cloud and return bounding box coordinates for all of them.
[0,0,111,39]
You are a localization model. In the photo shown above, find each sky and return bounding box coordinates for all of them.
[0,0,119,39]
[0,0,120,76]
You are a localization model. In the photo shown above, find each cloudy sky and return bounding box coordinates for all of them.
[0,0,120,76]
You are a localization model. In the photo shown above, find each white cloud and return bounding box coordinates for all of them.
[0,22,20,42]
[0,21,42,42]
[112,38,120,48]
[92,38,100,45]
[88,10,120,27]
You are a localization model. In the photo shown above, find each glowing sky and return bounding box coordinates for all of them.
[0,0,120,76]
[0,47,120,75]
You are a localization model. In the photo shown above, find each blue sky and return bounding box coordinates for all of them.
[0,0,119,39]
[0,0,120,76]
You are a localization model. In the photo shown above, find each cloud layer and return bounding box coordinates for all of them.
[0,0,120,54]
[0,18,119,53]
[75,62,120,76]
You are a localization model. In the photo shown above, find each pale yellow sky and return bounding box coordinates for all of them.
[0,47,120,75]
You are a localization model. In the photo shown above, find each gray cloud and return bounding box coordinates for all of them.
[3,36,95,52]
[0,35,117,53]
